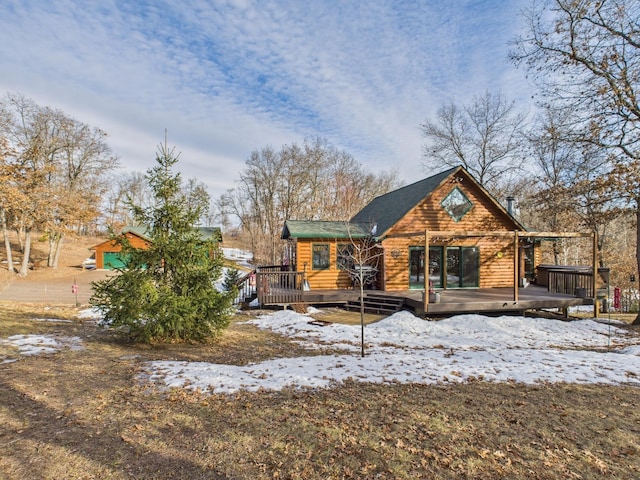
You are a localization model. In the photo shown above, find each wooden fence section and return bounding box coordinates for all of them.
[547,270,594,297]
[538,265,594,298]
[256,271,305,306]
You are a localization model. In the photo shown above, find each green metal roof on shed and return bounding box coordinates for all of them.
[281,220,373,239]
[195,227,223,242]
[121,226,151,240]
[121,226,222,242]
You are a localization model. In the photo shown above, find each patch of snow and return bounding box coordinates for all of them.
[77,308,103,320]
[32,318,73,323]
[143,310,640,395]
[222,247,253,268]
[619,345,640,356]
[1,334,84,356]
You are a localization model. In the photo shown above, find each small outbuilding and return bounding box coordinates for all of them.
[90,226,222,270]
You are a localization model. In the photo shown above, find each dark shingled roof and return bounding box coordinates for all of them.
[350,166,460,237]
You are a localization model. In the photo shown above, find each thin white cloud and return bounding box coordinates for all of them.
[0,0,532,199]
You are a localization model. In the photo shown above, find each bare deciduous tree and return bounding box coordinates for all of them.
[421,91,527,194]
[340,225,383,358]
[46,115,118,266]
[104,171,153,231]
[523,106,624,266]
[219,138,399,264]
[0,93,118,274]
[511,0,640,323]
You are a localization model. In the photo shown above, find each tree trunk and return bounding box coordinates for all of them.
[17,228,32,277]
[16,224,25,252]
[47,231,63,268]
[632,200,640,326]
[359,279,365,358]
[47,232,56,267]
[1,210,15,273]
[552,240,560,265]
[52,233,63,269]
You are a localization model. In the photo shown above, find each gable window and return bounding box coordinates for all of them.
[441,187,473,222]
[337,244,354,270]
[312,243,330,270]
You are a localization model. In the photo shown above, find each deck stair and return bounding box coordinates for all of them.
[345,292,405,315]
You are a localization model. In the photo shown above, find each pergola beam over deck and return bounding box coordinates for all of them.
[388,230,593,239]
[420,230,598,316]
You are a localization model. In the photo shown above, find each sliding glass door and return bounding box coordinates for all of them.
[447,246,479,288]
[409,246,479,289]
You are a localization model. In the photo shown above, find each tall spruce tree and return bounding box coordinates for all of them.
[90,143,234,343]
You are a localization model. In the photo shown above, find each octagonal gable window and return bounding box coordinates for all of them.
[441,187,472,222]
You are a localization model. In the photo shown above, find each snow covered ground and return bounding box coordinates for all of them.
[143,310,640,395]
[221,247,253,269]
[3,308,639,394]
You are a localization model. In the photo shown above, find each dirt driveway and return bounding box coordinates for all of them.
[0,269,114,305]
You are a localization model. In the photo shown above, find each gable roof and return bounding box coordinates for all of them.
[195,227,223,242]
[121,226,151,241]
[351,165,527,238]
[282,166,527,241]
[350,166,459,237]
[282,220,373,239]
[89,229,151,251]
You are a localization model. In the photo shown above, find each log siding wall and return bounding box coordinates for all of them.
[380,177,521,290]
[294,239,355,289]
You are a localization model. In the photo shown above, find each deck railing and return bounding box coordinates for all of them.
[547,269,594,297]
[256,271,305,306]
[233,270,256,305]
[538,265,596,298]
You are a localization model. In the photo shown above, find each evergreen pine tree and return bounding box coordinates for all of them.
[90,143,234,343]
[222,268,241,293]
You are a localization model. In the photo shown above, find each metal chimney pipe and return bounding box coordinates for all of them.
[506,196,515,215]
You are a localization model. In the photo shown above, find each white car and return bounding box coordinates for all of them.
[82,257,96,270]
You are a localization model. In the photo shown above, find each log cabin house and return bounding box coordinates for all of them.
[255,166,605,316]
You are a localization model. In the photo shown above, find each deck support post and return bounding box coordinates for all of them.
[513,231,519,303]
[593,231,599,318]
[424,229,429,313]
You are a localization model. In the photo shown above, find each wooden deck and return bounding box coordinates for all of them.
[295,284,595,317]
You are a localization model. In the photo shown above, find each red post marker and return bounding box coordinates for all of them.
[72,282,79,306]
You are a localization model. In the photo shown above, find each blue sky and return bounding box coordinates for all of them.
[0,0,532,199]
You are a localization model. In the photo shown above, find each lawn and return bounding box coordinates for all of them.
[1,302,639,479]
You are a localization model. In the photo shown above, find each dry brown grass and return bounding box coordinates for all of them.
[308,307,388,325]
[1,303,640,479]
[2,236,640,478]
[572,311,638,324]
